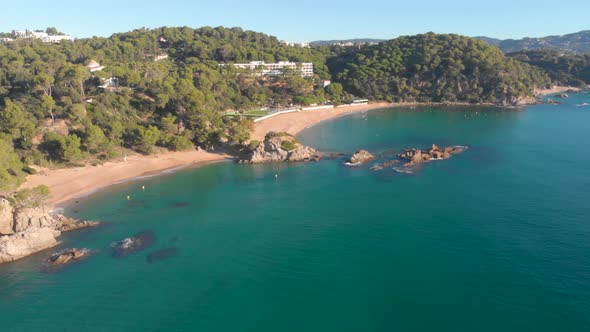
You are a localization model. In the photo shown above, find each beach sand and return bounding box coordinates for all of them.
[22,150,232,207]
[535,86,582,95]
[22,103,392,207]
[251,102,393,140]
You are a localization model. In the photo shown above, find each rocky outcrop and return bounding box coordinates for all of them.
[240,132,321,164]
[0,198,100,264]
[13,207,55,233]
[46,248,92,266]
[111,231,156,258]
[346,150,375,165]
[0,199,14,235]
[398,144,467,167]
[0,228,61,264]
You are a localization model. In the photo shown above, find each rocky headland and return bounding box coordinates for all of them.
[0,198,99,264]
[240,132,321,164]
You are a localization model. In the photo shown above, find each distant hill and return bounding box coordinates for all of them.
[476,31,590,53]
[329,33,550,105]
[309,38,385,46]
[508,49,590,86]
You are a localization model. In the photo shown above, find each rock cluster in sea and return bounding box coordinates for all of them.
[240,132,321,164]
[359,144,468,171]
[0,199,100,264]
[345,150,375,166]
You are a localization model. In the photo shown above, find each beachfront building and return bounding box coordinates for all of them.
[232,61,314,77]
[85,60,105,72]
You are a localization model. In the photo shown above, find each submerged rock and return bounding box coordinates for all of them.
[111,231,156,258]
[46,248,92,266]
[146,247,178,263]
[346,150,375,166]
[240,132,322,164]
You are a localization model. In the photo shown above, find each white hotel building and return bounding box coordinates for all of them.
[232,61,314,77]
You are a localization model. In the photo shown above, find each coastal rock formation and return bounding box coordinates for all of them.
[241,132,321,164]
[0,199,14,235]
[346,150,375,165]
[398,144,467,167]
[13,207,55,233]
[0,198,100,264]
[0,228,61,264]
[46,248,92,266]
[111,231,156,258]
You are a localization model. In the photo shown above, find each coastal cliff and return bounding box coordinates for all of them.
[0,198,99,264]
[240,132,321,164]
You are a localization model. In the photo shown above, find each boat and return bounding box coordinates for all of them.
[575,103,589,107]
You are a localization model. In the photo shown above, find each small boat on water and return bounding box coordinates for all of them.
[576,103,589,107]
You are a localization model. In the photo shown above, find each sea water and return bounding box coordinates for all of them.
[1,94,589,331]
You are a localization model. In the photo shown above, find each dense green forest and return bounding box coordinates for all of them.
[329,33,551,104]
[0,26,334,191]
[0,28,583,192]
[508,49,590,86]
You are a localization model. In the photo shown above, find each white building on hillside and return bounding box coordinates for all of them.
[10,29,74,43]
[232,61,313,77]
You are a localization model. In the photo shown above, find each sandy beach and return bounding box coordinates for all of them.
[535,86,582,95]
[22,150,232,207]
[251,102,393,140]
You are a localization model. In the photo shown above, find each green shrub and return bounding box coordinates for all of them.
[22,166,37,175]
[248,140,260,150]
[281,140,297,151]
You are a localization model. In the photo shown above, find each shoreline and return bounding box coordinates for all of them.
[21,150,232,208]
[21,91,569,208]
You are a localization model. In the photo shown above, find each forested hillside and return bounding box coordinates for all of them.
[329,33,550,104]
[0,27,332,191]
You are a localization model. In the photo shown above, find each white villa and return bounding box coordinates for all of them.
[232,61,314,77]
[9,30,74,43]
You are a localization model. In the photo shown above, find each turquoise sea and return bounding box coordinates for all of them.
[1,94,590,331]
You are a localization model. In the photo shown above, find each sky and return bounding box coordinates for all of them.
[2,0,589,42]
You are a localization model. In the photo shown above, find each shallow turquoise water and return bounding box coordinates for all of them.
[1,94,590,331]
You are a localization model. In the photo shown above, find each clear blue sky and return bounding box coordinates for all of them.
[2,0,588,41]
